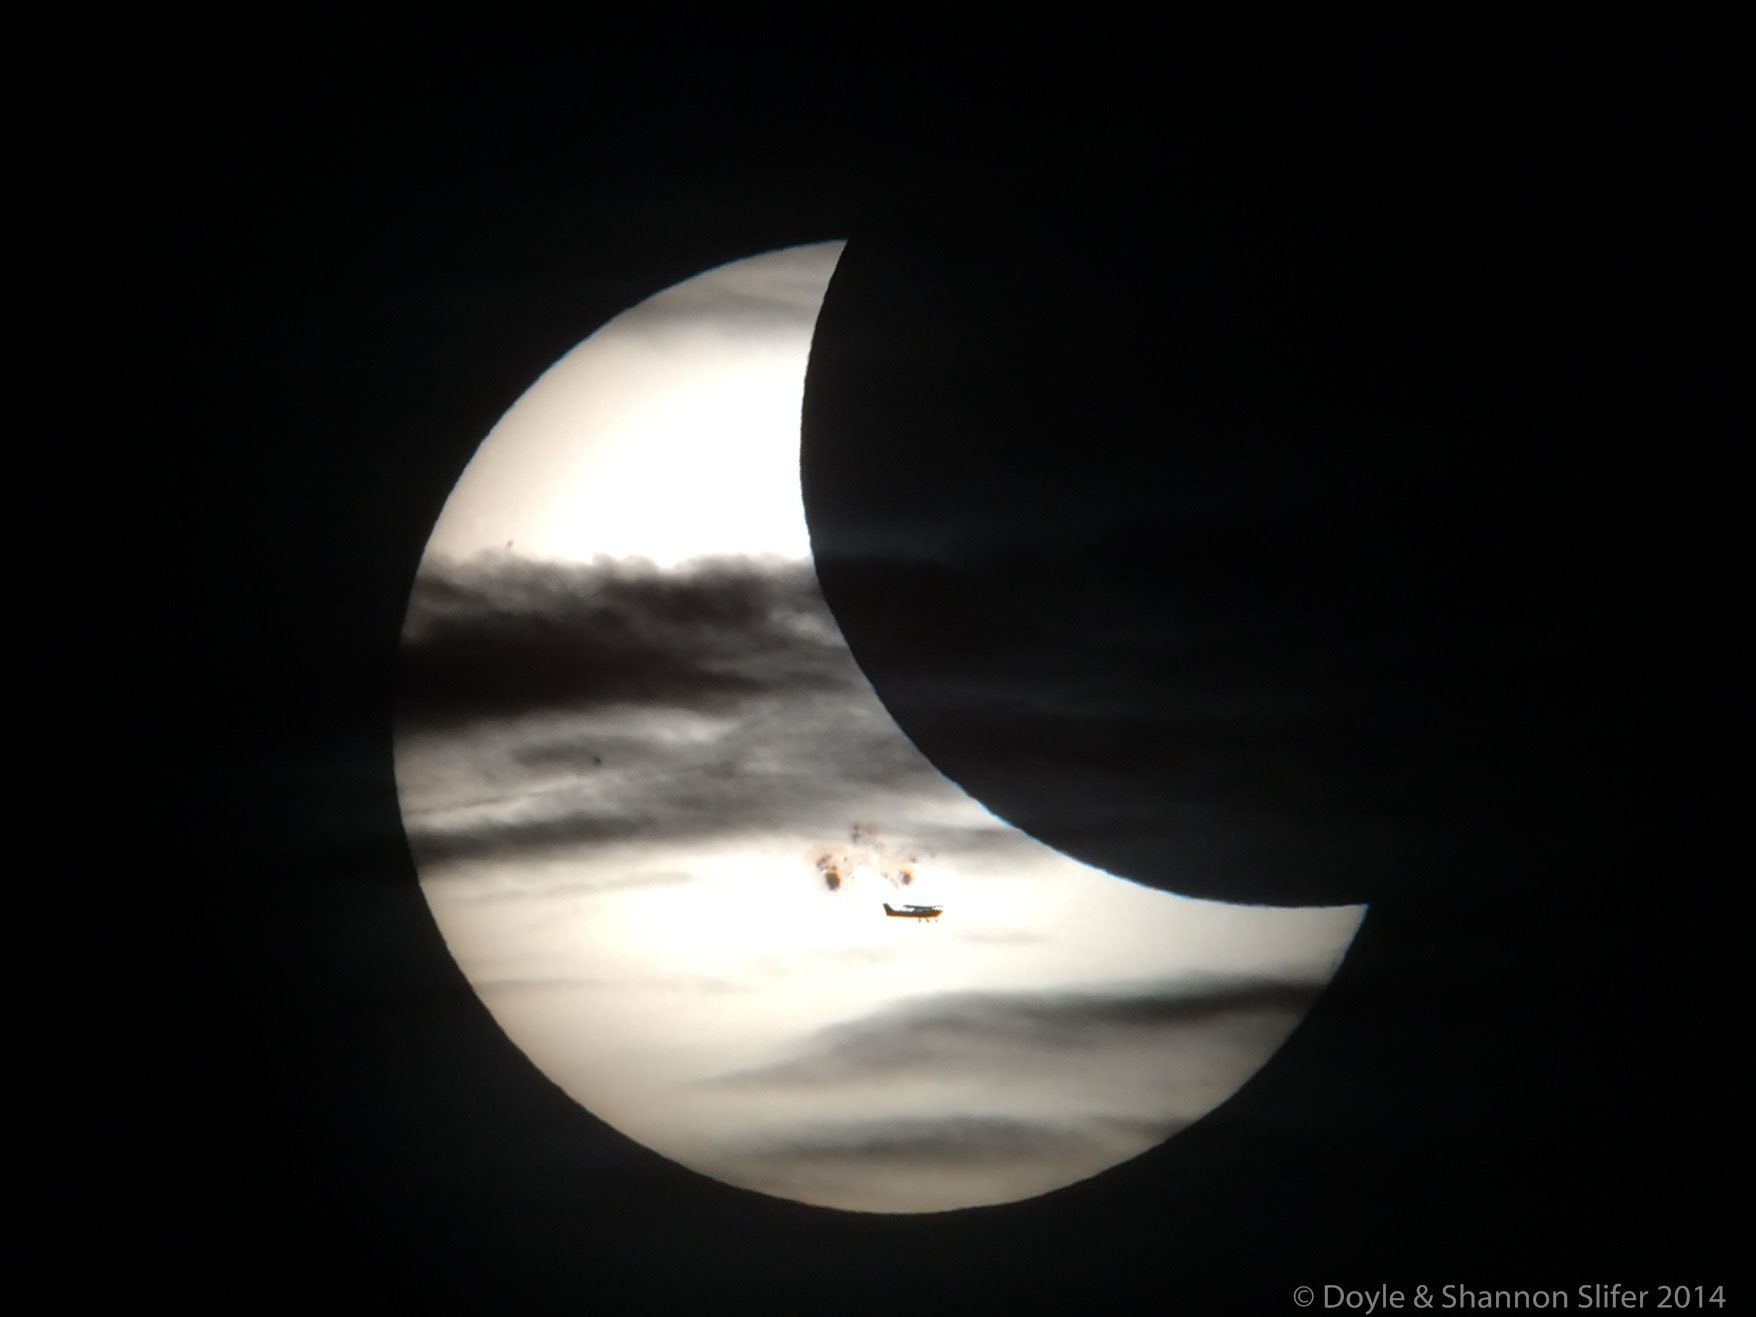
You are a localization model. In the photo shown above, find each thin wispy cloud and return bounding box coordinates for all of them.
[711,978,1321,1090]
[696,1112,1189,1214]
[619,241,847,342]
[732,1114,1112,1168]
[672,977,1331,1209]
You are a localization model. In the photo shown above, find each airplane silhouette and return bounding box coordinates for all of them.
[883,902,943,920]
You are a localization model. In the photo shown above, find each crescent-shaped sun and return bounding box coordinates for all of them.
[394,241,1365,1213]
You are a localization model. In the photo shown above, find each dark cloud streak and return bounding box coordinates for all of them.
[399,554,854,728]
[397,553,964,866]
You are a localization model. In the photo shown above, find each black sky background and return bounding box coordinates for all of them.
[39,15,1740,1312]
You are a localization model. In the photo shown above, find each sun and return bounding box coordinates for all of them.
[396,241,1364,1212]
